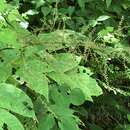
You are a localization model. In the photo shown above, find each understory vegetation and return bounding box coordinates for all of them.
[1,0,130,130]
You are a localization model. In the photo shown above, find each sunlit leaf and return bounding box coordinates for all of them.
[48,72,102,101]
[0,108,24,130]
[0,83,36,119]
[0,0,7,12]
[16,59,49,100]
[97,15,110,21]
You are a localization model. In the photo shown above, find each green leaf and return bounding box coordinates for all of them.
[16,59,49,100]
[70,73,102,101]
[38,114,55,130]
[8,9,23,22]
[97,15,110,21]
[0,58,12,83]
[58,117,80,130]
[70,88,85,105]
[50,88,70,108]
[9,0,19,6]
[106,0,112,8]
[127,114,130,122]
[36,0,45,8]
[0,0,7,12]
[0,48,19,83]
[77,0,85,9]
[0,83,36,119]
[0,29,20,48]
[50,53,81,72]
[49,88,81,130]
[41,6,51,16]
[67,6,75,16]
[0,108,24,130]
[89,20,98,27]
[106,26,114,32]
[38,30,87,51]
[78,66,93,75]
[48,72,102,101]
[0,48,19,64]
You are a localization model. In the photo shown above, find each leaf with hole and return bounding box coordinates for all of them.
[16,59,49,100]
[0,83,36,119]
[0,108,24,130]
[48,72,102,101]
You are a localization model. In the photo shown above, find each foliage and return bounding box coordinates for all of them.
[1,0,130,130]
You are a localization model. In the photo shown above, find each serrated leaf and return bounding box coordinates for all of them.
[0,83,35,119]
[16,59,49,100]
[0,108,24,130]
